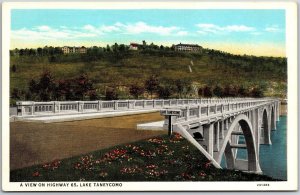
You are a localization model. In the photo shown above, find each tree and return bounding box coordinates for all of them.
[74,74,93,100]
[11,64,17,73]
[105,87,118,100]
[129,84,145,99]
[38,71,56,101]
[213,85,223,97]
[37,47,43,56]
[88,90,98,100]
[106,45,111,52]
[251,87,264,97]
[11,88,21,99]
[157,85,173,99]
[238,85,248,97]
[145,75,159,98]
[223,85,237,97]
[119,44,126,52]
[175,78,192,98]
[203,85,213,97]
[112,43,119,53]
[28,79,39,94]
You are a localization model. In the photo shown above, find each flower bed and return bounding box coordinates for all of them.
[10,133,279,182]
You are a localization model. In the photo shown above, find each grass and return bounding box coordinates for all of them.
[10,133,280,182]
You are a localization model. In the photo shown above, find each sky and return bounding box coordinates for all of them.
[11,9,286,57]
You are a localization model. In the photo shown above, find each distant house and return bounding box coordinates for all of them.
[174,43,202,52]
[61,46,87,54]
[62,46,70,54]
[79,46,87,54]
[129,43,139,50]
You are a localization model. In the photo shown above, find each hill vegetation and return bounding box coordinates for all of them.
[10,44,287,105]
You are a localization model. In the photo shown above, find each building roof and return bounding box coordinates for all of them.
[175,43,201,47]
[130,43,140,47]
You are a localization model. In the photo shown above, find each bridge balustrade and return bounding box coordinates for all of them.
[16,98,276,116]
[163,98,278,124]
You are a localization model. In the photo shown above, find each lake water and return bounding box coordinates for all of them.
[221,116,287,180]
[258,116,287,180]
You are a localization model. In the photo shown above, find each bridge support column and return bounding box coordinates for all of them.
[224,142,235,169]
[271,107,276,131]
[277,102,280,121]
[252,109,260,156]
[219,120,224,139]
[214,122,220,152]
[225,118,229,131]
[203,123,214,156]
[231,125,240,159]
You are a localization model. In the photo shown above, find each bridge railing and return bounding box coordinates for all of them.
[167,99,279,123]
[16,98,274,116]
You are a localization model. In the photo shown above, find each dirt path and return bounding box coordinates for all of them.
[10,112,165,170]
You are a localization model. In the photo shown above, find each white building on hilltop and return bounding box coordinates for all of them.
[61,46,87,54]
[174,43,202,52]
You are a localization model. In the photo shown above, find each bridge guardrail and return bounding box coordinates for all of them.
[161,98,280,125]
[15,98,277,117]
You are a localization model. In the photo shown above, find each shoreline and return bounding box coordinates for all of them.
[280,103,287,116]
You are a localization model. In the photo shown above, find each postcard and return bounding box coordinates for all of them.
[1,1,298,191]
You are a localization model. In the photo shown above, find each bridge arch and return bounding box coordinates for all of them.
[218,114,260,173]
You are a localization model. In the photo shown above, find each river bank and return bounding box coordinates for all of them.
[280,102,287,116]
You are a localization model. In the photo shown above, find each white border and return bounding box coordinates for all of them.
[2,1,298,191]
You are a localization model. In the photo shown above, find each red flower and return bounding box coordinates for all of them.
[146,164,158,169]
[205,161,211,169]
[198,172,206,177]
[32,171,40,177]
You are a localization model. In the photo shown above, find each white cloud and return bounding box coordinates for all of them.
[225,25,255,32]
[83,24,96,31]
[196,23,256,35]
[119,22,180,36]
[12,26,97,41]
[265,25,281,33]
[35,25,51,31]
[176,31,188,36]
[12,22,187,42]
[100,25,120,32]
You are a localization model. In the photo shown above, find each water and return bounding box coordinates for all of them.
[258,116,287,180]
[221,116,287,180]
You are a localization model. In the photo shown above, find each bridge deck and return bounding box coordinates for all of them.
[12,109,160,123]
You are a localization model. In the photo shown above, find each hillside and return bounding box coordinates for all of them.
[10,48,287,104]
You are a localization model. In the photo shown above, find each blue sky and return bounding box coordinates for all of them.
[11,9,286,56]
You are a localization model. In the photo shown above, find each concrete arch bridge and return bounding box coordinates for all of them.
[160,98,280,174]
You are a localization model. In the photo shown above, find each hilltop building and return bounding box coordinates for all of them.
[174,43,202,52]
[62,46,87,54]
[129,43,139,50]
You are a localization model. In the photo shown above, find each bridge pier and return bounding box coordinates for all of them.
[203,123,214,156]
[214,122,220,152]
[277,101,280,121]
[219,120,224,139]
[224,142,235,169]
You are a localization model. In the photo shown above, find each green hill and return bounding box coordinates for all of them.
[9,47,287,104]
